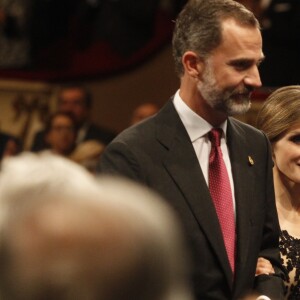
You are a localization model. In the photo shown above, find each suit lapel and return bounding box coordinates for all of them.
[227,119,255,280]
[155,101,233,285]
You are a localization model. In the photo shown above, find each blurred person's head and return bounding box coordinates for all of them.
[130,102,159,125]
[45,112,76,156]
[0,133,21,160]
[57,84,92,127]
[0,152,193,300]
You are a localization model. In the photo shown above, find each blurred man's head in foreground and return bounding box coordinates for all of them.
[0,153,193,300]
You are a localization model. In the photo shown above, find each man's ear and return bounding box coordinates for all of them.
[182,51,205,79]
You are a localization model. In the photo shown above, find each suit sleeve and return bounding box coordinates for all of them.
[98,140,146,184]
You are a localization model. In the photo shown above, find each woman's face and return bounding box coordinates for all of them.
[46,115,75,155]
[273,123,300,185]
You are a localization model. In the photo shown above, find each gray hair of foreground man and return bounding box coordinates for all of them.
[0,153,193,300]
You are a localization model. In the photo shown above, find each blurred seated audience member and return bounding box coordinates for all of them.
[44,112,76,157]
[0,131,21,161]
[130,102,159,125]
[69,139,105,174]
[0,152,193,300]
[31,84,116,152]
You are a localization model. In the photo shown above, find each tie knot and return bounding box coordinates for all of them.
[209,128,222,147]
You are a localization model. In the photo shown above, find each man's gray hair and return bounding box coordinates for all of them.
[172,0,260,76]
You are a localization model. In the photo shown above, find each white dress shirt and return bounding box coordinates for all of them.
[173,90,236,213]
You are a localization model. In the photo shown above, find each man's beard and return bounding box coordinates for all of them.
[197,61,252,116]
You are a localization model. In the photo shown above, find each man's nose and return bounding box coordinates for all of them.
[244,66,262,88]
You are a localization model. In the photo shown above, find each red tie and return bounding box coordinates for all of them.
[208,128,236,273]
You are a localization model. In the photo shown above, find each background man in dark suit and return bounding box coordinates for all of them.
[0,131,21,160]
[99,0,285,299]
[31,84,116,152]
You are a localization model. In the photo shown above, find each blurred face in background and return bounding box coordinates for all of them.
[46,114,76,156]
[130,103,159,125]
[58,88,89,127]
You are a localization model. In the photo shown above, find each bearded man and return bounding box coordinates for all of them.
[99,1,285,299]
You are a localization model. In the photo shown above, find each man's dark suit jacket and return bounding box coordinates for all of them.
[99,99,285,300]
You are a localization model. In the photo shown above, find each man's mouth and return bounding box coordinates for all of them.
[233,93,250,101]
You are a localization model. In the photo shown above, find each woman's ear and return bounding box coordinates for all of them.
[182,51,205,79]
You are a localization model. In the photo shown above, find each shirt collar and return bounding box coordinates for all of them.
[173,90,228,142]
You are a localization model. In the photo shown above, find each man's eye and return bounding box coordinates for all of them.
[232,61,251,70]
[290,135,300,144]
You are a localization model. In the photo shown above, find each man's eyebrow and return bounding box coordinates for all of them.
[227,56,265,66]
[227,59,252,66]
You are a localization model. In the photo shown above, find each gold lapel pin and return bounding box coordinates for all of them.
[248,156,254,166]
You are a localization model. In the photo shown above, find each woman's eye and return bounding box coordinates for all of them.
[290,135,300,144]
